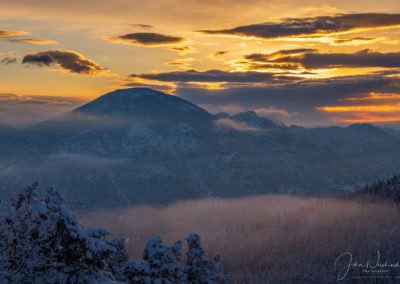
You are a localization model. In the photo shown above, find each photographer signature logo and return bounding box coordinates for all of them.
[335,251,400,280]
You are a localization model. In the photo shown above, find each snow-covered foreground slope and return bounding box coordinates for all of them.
[0,185,229,283]
[1,88,400,210]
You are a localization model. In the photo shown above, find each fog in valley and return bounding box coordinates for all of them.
[81,194,400,283]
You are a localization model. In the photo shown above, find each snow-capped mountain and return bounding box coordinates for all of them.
[73,88,213,126]
[1,88,400,210]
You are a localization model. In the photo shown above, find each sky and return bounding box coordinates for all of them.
[1,0,400,127]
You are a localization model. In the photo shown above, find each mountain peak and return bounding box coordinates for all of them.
[75,88,168,113]
[231,110,283,129]
[99,87,165,99]
[72,88,213,126]
[232,111,258,119]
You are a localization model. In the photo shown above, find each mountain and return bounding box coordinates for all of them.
[7,88,216,159]
[73,88,213,126]
[230,111,283,129]
[1,87,400,210]
[214,111,284,130]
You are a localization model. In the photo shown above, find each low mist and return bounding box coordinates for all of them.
[81,195,400,283]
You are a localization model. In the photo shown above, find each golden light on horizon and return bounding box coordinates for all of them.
[317,104,400,113]
[1,1,400,125]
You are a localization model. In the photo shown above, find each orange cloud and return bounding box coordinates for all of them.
[341,115,400,123]
[8,38,59,45]
[0,30,29,38]
[342,92,400,103]
[164,57,194,70]
[317,104,400,113]
[317,94,400,122]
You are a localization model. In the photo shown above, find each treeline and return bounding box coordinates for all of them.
[343,175,400,202]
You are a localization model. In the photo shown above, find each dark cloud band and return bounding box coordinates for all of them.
[175,75,400,125]
[197,13,400,39]
[245,49,400,69]
[22,50,106,75]
[130,69,294,83]
[106,32,185,46]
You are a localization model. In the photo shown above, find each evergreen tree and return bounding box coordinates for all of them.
[0,184,229,283]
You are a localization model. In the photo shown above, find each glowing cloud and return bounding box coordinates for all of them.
[22,50,107,75]
[243,49,400,71]
[317,92,400,122]
[0,30,29,38]
[8,38,59,45]
[197,13,400,40]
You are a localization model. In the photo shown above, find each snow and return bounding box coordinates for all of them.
[0,184,229,283]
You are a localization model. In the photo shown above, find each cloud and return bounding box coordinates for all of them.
[201,102,291,124]
[247,48,316,60]
[300,50,400,69]
[315,92,400,123]
[0,93,86,126]
[200,102,247,114]
[8,38,59,45]
[0,57,17,65]
[168,46,193,54]
[316,104,400,123]
[0,30,28,38]
[164,57,193,68]
[209,50,229,60]
[231,60,302,72]
[214,118,265,132]
[331,36,377,46]
[130,69,295,83]
[341,92,400,105]
[173,74,400,126]
[244,49,400,70]
[0,30,57,45]
[106,32,185,46]
[22,50,107,75]
[165,61,186,66]
[131,24,153,29]
[197,13,400,40]
[178,75,399,107]
[255,106,292,120]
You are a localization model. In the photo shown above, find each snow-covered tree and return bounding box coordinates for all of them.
[345,175,400,202]
[0,184,229,283]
